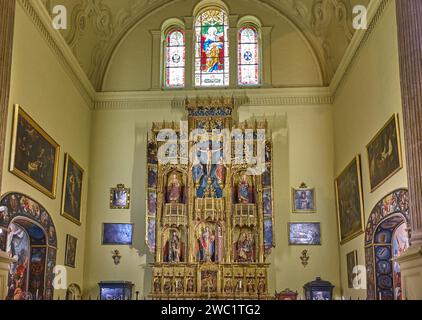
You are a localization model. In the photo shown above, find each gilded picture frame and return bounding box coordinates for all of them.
[346,250,358,289]
[366,113,403,193]
[61,153,84,226]
[65,234,78,268]
[335,156,365,245]
[291,187,316,213]
[9,104,60,199]
[110,184,131,209]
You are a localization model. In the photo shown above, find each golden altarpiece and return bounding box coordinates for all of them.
[146,98,274,299]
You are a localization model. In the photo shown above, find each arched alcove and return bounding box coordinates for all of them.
[364,189,410,300]
[0,193,57,300]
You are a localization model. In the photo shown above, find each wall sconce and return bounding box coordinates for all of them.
[112,249,122,265]
[300,250,310,267]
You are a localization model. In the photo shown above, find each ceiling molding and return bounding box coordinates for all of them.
[18,0,96,107]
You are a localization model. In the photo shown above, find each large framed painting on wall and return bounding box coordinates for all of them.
[288,223,321,245]
[61,154,84,225]
[9,105,60,199]
[335,156,365,244]
[102,223,134,245]
[366,114,402,192]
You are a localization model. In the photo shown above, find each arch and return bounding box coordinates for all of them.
[0,192,57,300]
[66,283,82,300]
[237,22,261,86]
[364,189,410,300]
[193,0,230,17]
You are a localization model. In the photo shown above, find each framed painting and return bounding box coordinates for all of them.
[292,186,316,213]
[366,114,402,192]
[65,234,77,268]
[9,105,60,199]
[346,250,358,289]
[288,223,321,245]
[110,184,130,209]
[102,223,133,245]
[335,156,365,244]
[61,154,84,225]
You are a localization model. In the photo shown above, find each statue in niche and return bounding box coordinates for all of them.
[214,156,226,186]
[192,156,204,186]
[257,278,266,294]
[247,279,255,295]
[163,280,172,294]
[163,230,183,263]
[175,279,184,293]
[235,231,255,263]
[167,172,182,203]
[196,226,216,262]
[186,278,195,293]
[224,279,233,294]
[237,173,252,204]
[153,278,161,293]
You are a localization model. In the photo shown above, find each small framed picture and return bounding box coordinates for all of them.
[102,223,134,245]
[65,234,78,268]
[292,184,316,213]
[61,154,84,225]
[346,250,358,289]
[110,184,130,209]
[288,223,321,245]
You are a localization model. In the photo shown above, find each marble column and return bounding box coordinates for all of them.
[0,0,16,193]
[394,0,422,300]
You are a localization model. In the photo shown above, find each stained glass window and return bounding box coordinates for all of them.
[195,9,229,87]
[165,29,185,88]
[238,26,260,86]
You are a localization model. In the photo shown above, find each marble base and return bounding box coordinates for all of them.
[0,250,14,300]
[394,245,422,300]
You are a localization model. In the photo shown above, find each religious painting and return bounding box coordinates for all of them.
[292,186,316,213]
[263,219,274,253]
[147,191,157,215]
[194,222,224,263]
[0,228,6,251]
[367,114,402,192]
[263,188,272,215]
[335,156,365,244]
[65,234,77,268]
[346,250,358,289]
[163,228,185,263]
[166,171,184,203]
[146,219,156,252]
[61,154,84,225]
[195,9,229,87]
[110,184,130,209]
[147,140,158,164]
[9,105,60,199]
[201,270,218,293]
[288,223,321,245]
[102,223,133,245]
[262,167,271,187]
[234,228,256,263]
[148,166,158,189]
[234,172,254,204]
[28,247,46,299]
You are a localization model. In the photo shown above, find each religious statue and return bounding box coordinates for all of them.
[247,279,255,295]
[167,173,182,203]
[257,278,266,294]
[238,174,251,204]
[192,157,204,186]
[175,279,184,293]
[224,280,233,294]
[196,226,215,262]
[163,280,172,294]
[164,230,182,263]
[186,278,195,293]
[236,232,255,263]
[215,156,226,186]
[153,278,161,293]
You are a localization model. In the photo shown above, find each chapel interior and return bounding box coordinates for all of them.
[1,0,422,301]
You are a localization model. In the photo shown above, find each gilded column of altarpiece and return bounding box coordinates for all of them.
[146,97,274,299]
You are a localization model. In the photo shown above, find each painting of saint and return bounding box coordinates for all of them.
[147,167,158,188]
[102,223,133,245]
[263,219,273,252]
[65,235,77,268]
[196,225,216,262]
[147,141,158,164]
[292,188,316,213]
[110,184,130,209]
[147,192,157,215]
[367,114,402,192]
[237,173,253,204]
[192,157,204,186]
[289,223,321,245]
[147,219,156,252]
[335,156,365,244]
[214,157,226,185]
[61,154,84,225]
[263,189,272,215]
[10,105,60,199]
[167,172,183,203]
[163,229,184,263]
[235,230,255,263]
[203,27,224,73]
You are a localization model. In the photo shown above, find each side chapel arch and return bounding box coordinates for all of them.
[0,192,57,300]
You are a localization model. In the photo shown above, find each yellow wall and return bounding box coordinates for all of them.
[333,1,407,300]
[83,102,341,299]
[1,4,92,299]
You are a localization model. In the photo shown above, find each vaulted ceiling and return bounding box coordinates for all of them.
[41,0,370,91]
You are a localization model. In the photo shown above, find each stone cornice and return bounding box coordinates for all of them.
[19,0,388,110]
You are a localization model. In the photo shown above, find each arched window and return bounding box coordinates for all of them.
[195,9,229,87]
[165,29,185,88]
[238,26,260,86]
